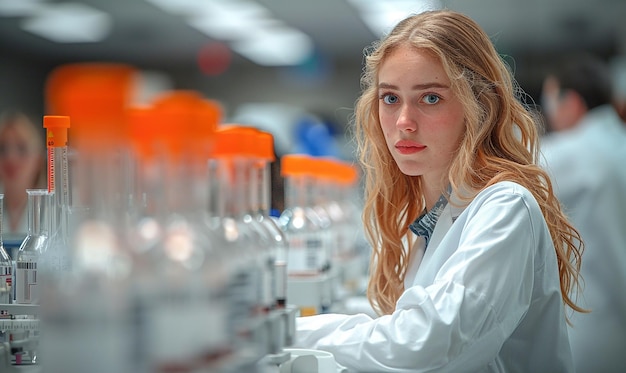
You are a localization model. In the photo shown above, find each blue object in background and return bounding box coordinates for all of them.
[293,116,341,157]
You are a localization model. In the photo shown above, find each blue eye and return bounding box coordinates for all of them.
[423,94,440,104]
[381,94,399,104]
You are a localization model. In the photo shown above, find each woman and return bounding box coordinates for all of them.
[0,111,46,235]
[294,10,585,372]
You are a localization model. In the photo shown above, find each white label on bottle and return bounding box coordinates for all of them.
[15,262,38,304]
[287,233,323,274]
[0,265,11,304]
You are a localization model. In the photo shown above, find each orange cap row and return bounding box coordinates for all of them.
[128,92,222,160]
[44,63,285,165]
[45,63,223,157]
[212,125,275,161]
[281,154,359,185]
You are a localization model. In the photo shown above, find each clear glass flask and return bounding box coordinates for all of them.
[15,189,50,304]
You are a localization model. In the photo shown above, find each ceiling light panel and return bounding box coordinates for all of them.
[230,26,314,66]
[349,0,442,36]
[0,0,45,17]
[188,2,277,41]
[146,0,314,66]
[21,2,112,43]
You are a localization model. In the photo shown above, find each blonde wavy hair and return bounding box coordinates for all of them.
[355,10,585,317]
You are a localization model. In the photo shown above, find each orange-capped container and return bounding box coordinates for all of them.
[45,63,136,149]
[151,90,220,158]
[213,125,259,158]
[281,154,314,177]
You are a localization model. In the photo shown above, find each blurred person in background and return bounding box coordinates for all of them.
[540,53,626,372]
[0,111,46,235]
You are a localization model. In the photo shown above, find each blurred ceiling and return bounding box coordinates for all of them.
[0,0,624,70]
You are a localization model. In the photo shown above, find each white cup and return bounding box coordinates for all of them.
[283,348,338,373]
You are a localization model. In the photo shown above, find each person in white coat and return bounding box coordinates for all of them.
[540,54,626,373]
[294,10,587,372]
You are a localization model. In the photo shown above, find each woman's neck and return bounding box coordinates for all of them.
[421,176,448,211]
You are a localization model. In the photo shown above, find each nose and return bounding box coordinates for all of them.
[395,104,417,132]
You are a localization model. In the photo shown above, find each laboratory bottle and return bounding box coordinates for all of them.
[278,155,327,275]
[210,126,287,366]
[229,127,280,359]
[0,194,12,304]
[206,154,263,368]
[14,189,50,304]
[142,92,230,373]
[221,126,276,315]
[253,130,288,309]
[40,62,137,373]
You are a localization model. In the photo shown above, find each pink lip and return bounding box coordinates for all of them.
[395,140,425,154]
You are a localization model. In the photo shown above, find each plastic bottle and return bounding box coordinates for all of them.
[222,126,276,314]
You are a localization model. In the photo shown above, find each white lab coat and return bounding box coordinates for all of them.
[540,105,626,373]
[295,181,573,372]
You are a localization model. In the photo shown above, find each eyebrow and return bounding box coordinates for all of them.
[378,82,450,90]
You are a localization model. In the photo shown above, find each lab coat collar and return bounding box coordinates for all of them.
[404,187,469,288]
[419,188,468,257]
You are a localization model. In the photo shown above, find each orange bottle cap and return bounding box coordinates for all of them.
[151,90,219,158]
[46,63,136,150]
[43,115,70,147]
[213,125,258,158]
[281,154,314,177]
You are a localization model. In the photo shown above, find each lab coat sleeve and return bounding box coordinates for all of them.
[294,187,539,372]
